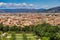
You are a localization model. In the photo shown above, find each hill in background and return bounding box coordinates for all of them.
[0,6,60,13]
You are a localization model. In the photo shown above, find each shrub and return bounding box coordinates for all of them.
[11,32,16,40]
[22,32,27,40]
[41,37,50,40]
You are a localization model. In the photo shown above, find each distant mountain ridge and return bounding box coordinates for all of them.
[0,9,46,13]
[0,6,60,13]
[45,6,60,13]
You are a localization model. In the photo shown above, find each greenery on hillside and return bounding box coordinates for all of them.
[0,22,60,40]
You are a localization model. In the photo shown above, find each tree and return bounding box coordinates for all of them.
[22,26,32,32]
[32,22,59,40]
[10,25,18,31]
[2,25,9,32]
[0,23,4,31]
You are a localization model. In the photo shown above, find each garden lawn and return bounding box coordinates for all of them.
[7,33,36,40]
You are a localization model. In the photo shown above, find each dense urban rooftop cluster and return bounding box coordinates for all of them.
[0,13,60,27]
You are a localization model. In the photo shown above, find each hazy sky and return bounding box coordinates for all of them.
[0,0,60,9]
